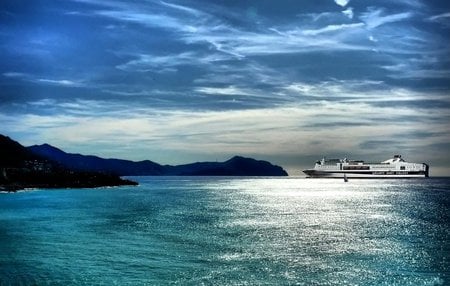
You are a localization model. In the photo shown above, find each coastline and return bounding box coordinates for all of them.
[0,177,138,193]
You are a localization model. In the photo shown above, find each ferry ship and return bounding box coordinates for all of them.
[303,155,429,178]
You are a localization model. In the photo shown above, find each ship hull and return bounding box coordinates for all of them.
[303,170,427,178]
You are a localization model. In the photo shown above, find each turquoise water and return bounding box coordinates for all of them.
[1,177,449,285]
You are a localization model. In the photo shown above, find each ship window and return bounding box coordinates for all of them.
[343,166,370,170]
[400,166,405,170]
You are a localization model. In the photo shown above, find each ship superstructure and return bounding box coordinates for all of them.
[303,155,429,178]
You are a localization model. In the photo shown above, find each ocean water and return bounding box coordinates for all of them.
[1,177,449,286]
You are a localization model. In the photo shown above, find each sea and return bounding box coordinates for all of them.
[1,177,449,286]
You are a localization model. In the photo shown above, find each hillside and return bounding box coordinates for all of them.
[0,135,137,192]
[28,143,165,175]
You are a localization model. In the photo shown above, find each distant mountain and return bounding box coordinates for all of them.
[0,135,137,192]
[28,144,288,176]
[165,156,288,176]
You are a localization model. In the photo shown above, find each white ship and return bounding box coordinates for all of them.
[303,155,429,178]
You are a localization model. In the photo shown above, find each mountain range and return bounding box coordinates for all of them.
[28,143,288,176]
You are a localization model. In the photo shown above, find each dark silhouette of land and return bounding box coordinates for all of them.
[0,135,137,192]
[28,143,288,176]
[1,134,288,192]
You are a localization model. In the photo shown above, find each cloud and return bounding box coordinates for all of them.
[159,1,203,17]
[4,90,447,169]
[282,80,450,111]
[2,72,84,87]
[427,12,450,27]
[3,72,27,78]
[37,79,79,86]
[395,0,424,8]
[381,54,450,80]
[342,7,353,19]
[95,10,198,33]
[66,0,423,64]
[428,12,450,22]
[116,51,231,72]
[360,9,413,29]
[77,1,373,59]
[302,23,364,36]
[195,86,255,96]
[2,74,448,173]
[334,0,350,7]
[384,67,450,80]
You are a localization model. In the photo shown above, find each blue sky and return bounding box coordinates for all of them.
[1,0,449,175]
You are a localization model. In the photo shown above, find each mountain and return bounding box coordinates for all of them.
[165,156,288,176]
[28,143,165,175]
[0,134,38,168]
[28,144,288,176]
[0,135,137,192]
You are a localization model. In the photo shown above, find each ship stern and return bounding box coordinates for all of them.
[424,163,430,177]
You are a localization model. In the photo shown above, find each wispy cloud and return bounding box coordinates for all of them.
[3,72,27,78]
[427,12,450,27]
[159,1,203,17]
[342,7,353,19]
[77,1,377,60]
[95,10,199,33]
[360,9,413,29]
[302,23,364,36]
[428,12,450,22]
[3,72,84,87]
[384,67,450,79]
[116,52,231,72]
[37,79,80,86]
[195,86,255,96]
[65,0,426,68]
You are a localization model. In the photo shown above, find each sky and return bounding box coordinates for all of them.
[1,0,450,175]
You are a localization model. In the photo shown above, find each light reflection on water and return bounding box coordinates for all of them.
[0,177,449,285]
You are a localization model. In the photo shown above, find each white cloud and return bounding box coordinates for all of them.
[342,7,353,19]
[37,79,79,86]
[302,22,364,36]
[334,0,350,7]
[195,86,255,96]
